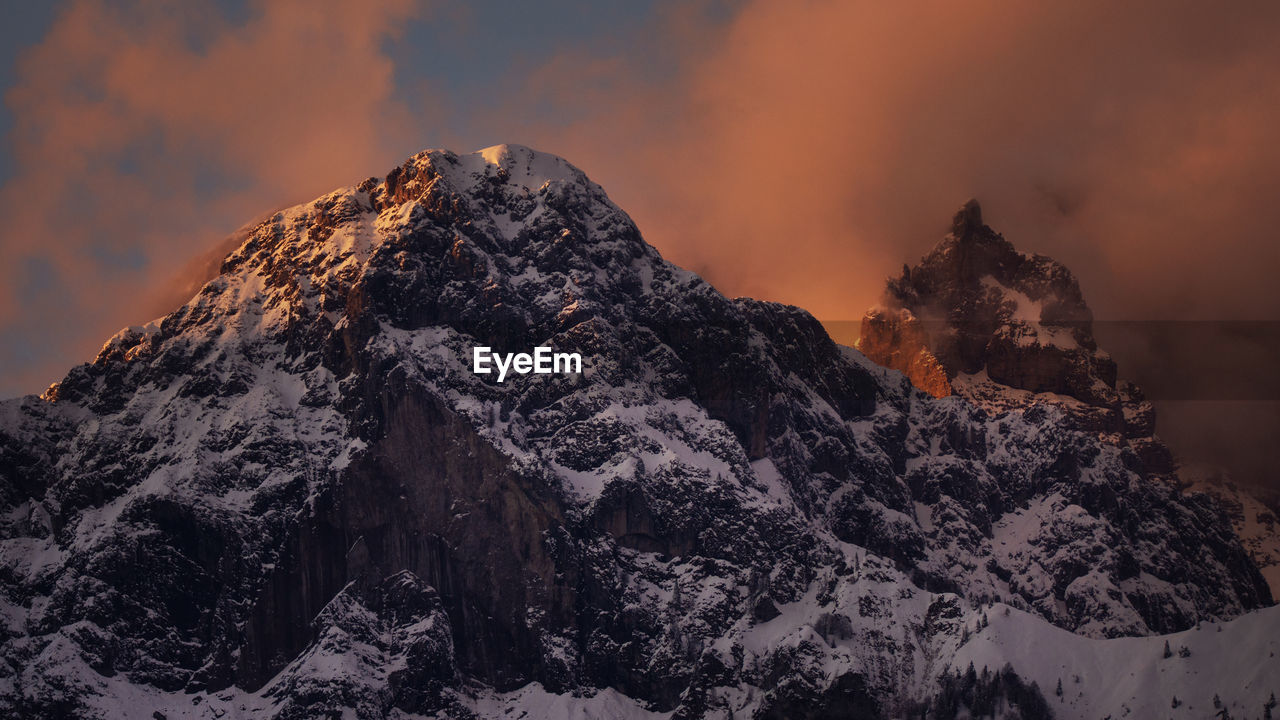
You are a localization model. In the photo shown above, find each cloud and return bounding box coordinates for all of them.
[0,0,424,394]
[528,0,1280,326]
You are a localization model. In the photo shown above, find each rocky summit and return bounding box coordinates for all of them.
[858,197,1280,605]
[858,200,1172,473]
[1,146,1277,719]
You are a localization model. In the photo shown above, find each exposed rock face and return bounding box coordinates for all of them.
[857,308,951,398]
[0,149,1273,718]
[864,199,1171,473]
[262,571,458,719]
[1188,475,1280,599]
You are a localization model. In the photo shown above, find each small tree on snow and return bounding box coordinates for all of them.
[1055,678,1063,698]
[1163,640,1172,659]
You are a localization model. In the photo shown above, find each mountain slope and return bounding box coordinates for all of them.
[0,145,1274,718]
[1188,474,1280,598]
[953,602,1280,720]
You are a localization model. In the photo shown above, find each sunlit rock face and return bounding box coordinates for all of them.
[0,148,1272,718]
[856,307,951,398]
[862,199,1172,474]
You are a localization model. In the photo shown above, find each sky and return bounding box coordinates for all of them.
[1,1,1279,481]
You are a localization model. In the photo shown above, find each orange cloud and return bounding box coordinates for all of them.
[0,0,424,393]
[532,0,1280,324]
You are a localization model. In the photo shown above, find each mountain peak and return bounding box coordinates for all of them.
[950,198,984,238]
[860,201,1174,472]
[388,144,593,199]
[472,143,579,185]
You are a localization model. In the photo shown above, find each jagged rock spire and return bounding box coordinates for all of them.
[951,198,984,239]
[860,199,1173,473]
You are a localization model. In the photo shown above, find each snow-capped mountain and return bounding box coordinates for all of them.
[1,145,1275,718]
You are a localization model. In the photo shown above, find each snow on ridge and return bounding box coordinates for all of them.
[981,275,1079,349]
[472,143,582,189]
[467,682,670,720]
[954,603,1280,720]
[39,589,1280,720]
[436,143,594,199]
